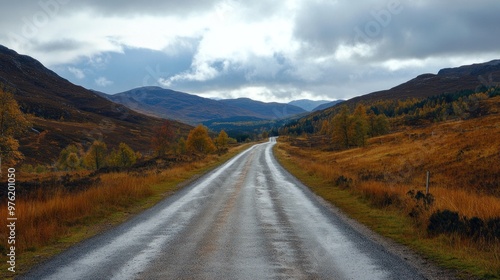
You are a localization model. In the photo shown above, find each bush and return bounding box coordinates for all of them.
[428,210,500,241]
[428,210,465,236]
[335,175,352,189]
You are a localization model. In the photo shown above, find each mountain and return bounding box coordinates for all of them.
[219,98,306,119]
[106,88,307,124]
[312,100,345,111]
[288,99,331,111]
[107,87,262,124]
[342,60,500,106]
[0,45,190,164]
[289,59,500,127]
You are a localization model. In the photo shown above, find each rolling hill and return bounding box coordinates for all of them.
[105,87,262,124]
[218,98,306,119]
[103,87,307,124]
[296,59,500,123]
[311,100,344,111]
[0,45,190,164]
[288,99,331,111]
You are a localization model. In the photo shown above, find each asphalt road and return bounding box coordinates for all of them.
[21,138,426,280]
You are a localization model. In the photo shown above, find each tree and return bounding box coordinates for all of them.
[108,143,137,168]
[261,130,269,140]
[57,144,81,170]
[176,137,187,155]
[0,89,30,164]
[332,105,352,149]
[151,120,175,156]
[214,130,229,155]
[372,114,390,136]
[352,104,369,147]
[84,140,108,170]
[186,125,215,154]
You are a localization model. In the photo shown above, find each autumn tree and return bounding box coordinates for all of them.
[351,104,369,147]
[108,143,137,167]
[214,130,229,154]
[368,111,390,137]
[175,137,187,155]
[332,105,352,149]
[57,144,81,170]
[261,130,269,140]
[151,120,176,156]
[186,125,215,154]
[0,89,30,165]
[84,140,108,170]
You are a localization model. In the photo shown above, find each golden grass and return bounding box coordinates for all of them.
[0,144,251,278]
[275,113,500,278]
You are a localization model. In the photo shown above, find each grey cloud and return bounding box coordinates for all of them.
[67,0,220,16]
[33,38,86,53]
[293,0,500,62]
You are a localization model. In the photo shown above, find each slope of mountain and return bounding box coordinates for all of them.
[0,45,190,164]
[298,59,500,124]
[106,88,308,124]
[288,99,331,111]
[107,87,262,124]
[219,98,306,119]
[312,100,344,111]
[344,60,500,106]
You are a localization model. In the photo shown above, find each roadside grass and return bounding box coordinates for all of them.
[0,143,251,279]
[274,114,500,279]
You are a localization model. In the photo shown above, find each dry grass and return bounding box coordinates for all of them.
[276,112,500,278]
[0,144,250,278]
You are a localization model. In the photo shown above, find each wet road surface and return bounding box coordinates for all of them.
[22,138,425,279]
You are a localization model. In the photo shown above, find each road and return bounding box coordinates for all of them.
[22,138,425,280]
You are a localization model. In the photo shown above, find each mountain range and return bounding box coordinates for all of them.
[288,99,333,111]
[1,43,499,164]
[0,45,189,163]
[100,87,308,124]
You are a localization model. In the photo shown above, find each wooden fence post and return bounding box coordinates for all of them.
[426,171,430,194]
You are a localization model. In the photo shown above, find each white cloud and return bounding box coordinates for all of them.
[1,0,500,101]
[95,76,113,87]
[68,66,85,79]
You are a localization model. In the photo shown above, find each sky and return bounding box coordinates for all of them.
[1,0,500,103]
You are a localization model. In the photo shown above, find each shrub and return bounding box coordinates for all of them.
[428,210,465,236]
[335,175,352,189]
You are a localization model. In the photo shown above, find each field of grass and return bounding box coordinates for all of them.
[0,143,251,278]
[275,113,500,279]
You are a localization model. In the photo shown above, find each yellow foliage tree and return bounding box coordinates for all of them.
[108,143,137,168]
[186,125,215,154]
[0,88,30,165]
[214,130,229,154]
[84,140,108,170]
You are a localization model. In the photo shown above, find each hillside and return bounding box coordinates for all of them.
[312,100,344,111]
[288,99,331,111]
[219,98,306,119]
[293,59,500,124]
[107,87,263,124]
[105,87,307,124]
[0,45,190,164]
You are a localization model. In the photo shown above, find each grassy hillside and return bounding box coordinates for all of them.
[0,45,191,165]
[275,96,500,278]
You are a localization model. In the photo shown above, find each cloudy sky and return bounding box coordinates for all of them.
[1,0,499,102]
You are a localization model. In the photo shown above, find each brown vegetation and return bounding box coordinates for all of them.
[276,106,500,277]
